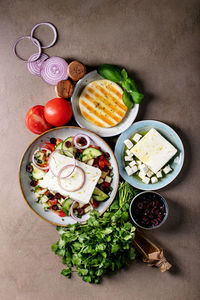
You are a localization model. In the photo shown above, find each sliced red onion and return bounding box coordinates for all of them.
[31,22,57,49]
[32,147,51,170]
[57,165,86,192]
[13,36,42,62]
[48,149,76,178]
[69,201,85,223]
[27,53,49,76]
[73,134,91,149]
[40,56,68,85]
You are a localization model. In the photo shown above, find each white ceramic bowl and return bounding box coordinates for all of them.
[19,126,119,226]
[71,71,139,137]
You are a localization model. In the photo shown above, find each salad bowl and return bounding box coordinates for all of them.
[115,120,184,190]
[19,126,119,226]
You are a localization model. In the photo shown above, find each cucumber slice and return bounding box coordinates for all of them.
[55,142,63,153]
[31,163,45,180]
[62,198,73,214]
[81,147,102,162]
[92,187,109,201]
[62,137,74,156]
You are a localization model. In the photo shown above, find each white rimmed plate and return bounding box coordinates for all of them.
[115,120,184,190]
[71,71,139,137]
[19,126,119,226]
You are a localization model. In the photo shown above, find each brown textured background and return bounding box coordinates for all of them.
[0,0,200,299]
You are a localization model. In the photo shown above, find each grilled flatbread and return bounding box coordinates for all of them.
[79,79,127,128]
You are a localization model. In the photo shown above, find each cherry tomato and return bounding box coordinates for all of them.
[44,142,56,152]
[44,98,72,127]
[25,105,52,134]
[49,199,58,207]
[52,209,66,217]
[92,200,99,208]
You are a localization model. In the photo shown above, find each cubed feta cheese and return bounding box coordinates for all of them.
[87,159,94,166]
[138,171,146,180]
[105,176,112,183]
[125,166,134,176]
[124,139,133,149]
[140,164,149,174]
[126,149,133,157]
[156,170,163,178]
[132,133,142,143]
[151,176,158,184]
[131,165,138,174]
[124,156,133,161]
[129,160,136,167]
[163,165,172,174]
[147,170,154,178]
[98,178,104,184]
[142,176,150,184]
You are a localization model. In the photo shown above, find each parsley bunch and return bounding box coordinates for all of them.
[52,182,138,283]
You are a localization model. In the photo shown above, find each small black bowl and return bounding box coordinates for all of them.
[129,191,168,230]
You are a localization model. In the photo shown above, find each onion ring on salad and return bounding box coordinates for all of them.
[73,133,91,149]
[48,149,76,179]
[69,201,93,223]
[32,147,51,170]
[57,165,86,192]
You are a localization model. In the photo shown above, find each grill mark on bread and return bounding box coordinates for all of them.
[83,93,122,122]
[86,88,125,118]
[79,99,116,126]
[92,82,127,111]
[81,110,106,127]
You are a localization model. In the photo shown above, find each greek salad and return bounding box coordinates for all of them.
[26,134,113,221]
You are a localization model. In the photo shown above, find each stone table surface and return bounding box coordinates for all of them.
[0,0,200,299]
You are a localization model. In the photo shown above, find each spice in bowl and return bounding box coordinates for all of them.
[129,191,168,229]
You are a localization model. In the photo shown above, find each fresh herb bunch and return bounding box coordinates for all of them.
[52,182,138,283]
[98,64,144,109]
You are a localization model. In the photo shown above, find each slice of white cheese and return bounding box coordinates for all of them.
[130,128,177,174]
[39,153,101,204]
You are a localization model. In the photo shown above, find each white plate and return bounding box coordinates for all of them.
[71,71,139,137]
[19,126,119,226]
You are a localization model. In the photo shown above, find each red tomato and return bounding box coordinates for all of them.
[44,98,72,127]
[92,200,99,209]
[57,210,67,217]
[49,199,58,206]
[25,105,52,134]
[44,142,56,152]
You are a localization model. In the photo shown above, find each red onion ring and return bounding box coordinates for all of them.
[13,36,42,62]
[27,53,49,76]
[69,201,85,223]
[32,147,51,170]
[40,56,68,85]
[48,149,76,179]
[30,22,57,49]
[73,134,91,150]
[57,165,86,192]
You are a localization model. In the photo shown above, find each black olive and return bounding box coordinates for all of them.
[50,137,57,144]
[52,205,58,210]
[46,193,54,200]
[30,180,37,187]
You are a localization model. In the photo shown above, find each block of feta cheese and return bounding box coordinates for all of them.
[130,128,177,173]
[147,170,154,178]
[129,160,136,167]
[125,165,135,176]
[124,139,133,149]
[151,176,158,184]
[124,156,133,162]
[138,171,146,180]
[126,149,133,157]
[156,170,163,178]
[131,165,138,174]
[105,176,112,183]
[140,164,149,174]
[163,165,172,174]
[132,133,142,143]
[142,176,150,184]
[39,152,101,204]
